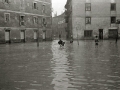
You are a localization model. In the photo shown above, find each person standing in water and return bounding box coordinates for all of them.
[70,35,73,43]
[115,32,118,43]
[95,35,99,46]
[58,34,65,47]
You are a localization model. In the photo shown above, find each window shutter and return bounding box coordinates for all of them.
[41,18,43,26]
[44,5,46,14]
[19,16,21,25]
[24,17,25,26]
[33,17,34,24]
[38,18,41,27]
[32,3,33,9]
[37,17,38,24]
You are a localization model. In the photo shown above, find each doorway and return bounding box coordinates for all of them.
[21,30,25,42]
[42,31,46,40]
[99,29,103,39]
[34,30,37,41]
[5,30,11,43]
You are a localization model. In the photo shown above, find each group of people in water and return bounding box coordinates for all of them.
[58,38,73,46]
[58,35,73,47]
[58,35,99,47]
[58,35,118,47]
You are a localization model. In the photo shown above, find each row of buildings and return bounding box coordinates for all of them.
[65,0,120,40]
[1,0,119,44]
[52,12,67,39]
[0,0,52,43]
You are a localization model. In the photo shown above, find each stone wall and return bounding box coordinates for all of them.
[72,0,120,39]
[0,0,52,43]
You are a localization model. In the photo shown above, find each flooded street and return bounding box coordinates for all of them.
[0,40,120,90]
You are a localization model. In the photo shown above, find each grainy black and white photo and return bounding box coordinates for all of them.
[0,0,120,90]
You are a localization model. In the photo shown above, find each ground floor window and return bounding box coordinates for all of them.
[84,30,93,37]
[109,29,117,39]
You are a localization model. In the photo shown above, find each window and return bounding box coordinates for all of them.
[84,30,93,37]
[4,13,10,22]
[85,3,91,11]
[42,18,46,26]
[111,16,116,24]
[5,0,9,3]
[33,17,38,24]
[85,17,91,24]
[42,5,45,13]
[20,15,25,26]
[33,2,37,9]
[20,16,24,21]
[111,3,116,11]
[109,29,117,38]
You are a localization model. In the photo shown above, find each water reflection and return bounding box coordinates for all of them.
[51,40,120,90]
[0,40,120,90]
[51,40,73,90]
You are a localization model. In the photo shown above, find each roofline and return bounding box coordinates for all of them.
[65,0,69,8]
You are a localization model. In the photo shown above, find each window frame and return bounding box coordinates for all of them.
[84,30,93,37]
[85,17,91,24]
[20,15,25,26]
[111,16,116,24]
[111,3,116,11]
[33,16,38,24]
[42,4,46,14]
[4,13,10,22]
[85,3,91,11]
[33,2,37,9]
[5,0,9,3]
[42,18,47,27]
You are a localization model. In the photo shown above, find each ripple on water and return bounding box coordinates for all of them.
[30,84,42,86]
[14,81,27,83]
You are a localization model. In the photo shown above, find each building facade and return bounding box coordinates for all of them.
[65,0,120,40]
[52,12,67,39]
[65,0,72,39]
[0,0,52,43]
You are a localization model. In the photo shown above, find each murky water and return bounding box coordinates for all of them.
[0,40,120,90]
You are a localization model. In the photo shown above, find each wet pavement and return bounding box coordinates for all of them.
[0,40,120,90]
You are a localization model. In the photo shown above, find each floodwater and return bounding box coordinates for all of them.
[0,40,120,90]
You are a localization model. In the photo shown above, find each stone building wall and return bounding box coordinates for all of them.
[52,13,67,39]
[66,0,120,39]
[0,0,52,43]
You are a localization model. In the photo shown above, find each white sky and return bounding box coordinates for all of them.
[52,0,67,16]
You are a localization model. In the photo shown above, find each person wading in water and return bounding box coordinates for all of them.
[58,34,65,47]
[95,35,99,46]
